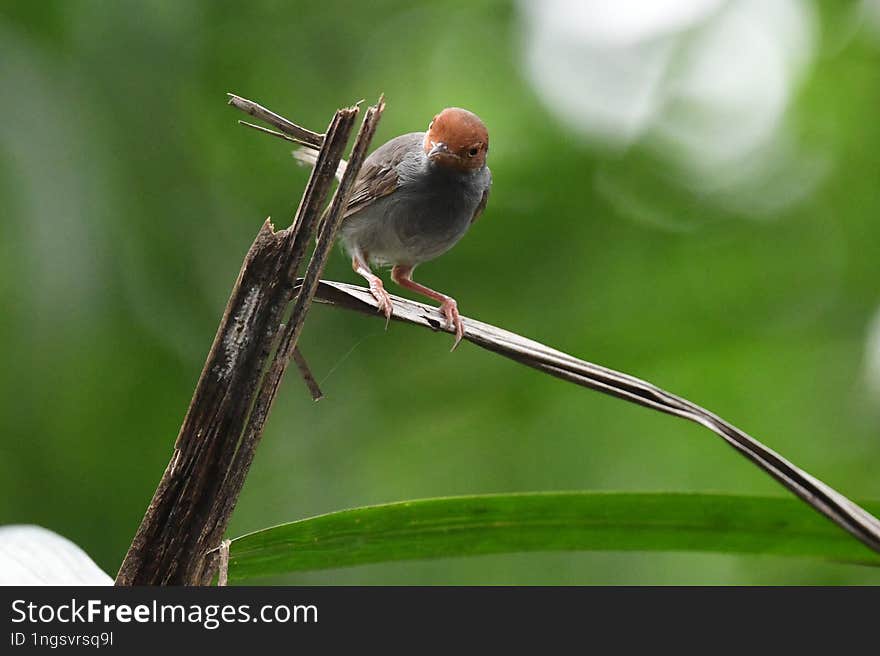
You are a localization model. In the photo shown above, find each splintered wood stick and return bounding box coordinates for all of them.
[227,94,324,147]
[116,96,384,585]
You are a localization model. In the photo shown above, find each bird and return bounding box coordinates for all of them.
[295,107,492,349]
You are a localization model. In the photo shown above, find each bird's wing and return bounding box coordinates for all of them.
[342,133,422,218]
[342,158,401,217]
[470,169,492,224]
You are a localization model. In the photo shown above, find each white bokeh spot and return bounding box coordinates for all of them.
[0,525,112,586]
[521,0,821,216]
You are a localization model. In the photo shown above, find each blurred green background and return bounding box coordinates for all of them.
[2,0,879,584]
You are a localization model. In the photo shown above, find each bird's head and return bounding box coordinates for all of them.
[423,108,489,171]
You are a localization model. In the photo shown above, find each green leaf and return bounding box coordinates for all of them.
[228,492,880,581]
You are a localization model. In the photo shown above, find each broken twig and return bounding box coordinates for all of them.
[292,346,324,401]
[115,97,384,585]
[227,94,324,147]
[217,539,231,587]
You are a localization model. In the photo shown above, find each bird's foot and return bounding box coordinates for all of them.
[440,298,464,350]
[369,278,393,328]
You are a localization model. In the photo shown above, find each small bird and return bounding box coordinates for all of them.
[296,107,492,349]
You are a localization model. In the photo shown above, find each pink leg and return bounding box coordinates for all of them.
[352,252,393,326]
[391,265,464,350]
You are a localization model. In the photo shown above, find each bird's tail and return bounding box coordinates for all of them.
[292,147,347,182]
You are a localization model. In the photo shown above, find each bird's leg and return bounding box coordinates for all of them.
[391,265,464,350]
[352,251,393,326]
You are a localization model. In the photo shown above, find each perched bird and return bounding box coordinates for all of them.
[296,107,492,349]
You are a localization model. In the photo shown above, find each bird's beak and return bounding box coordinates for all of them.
[427,141,450,159]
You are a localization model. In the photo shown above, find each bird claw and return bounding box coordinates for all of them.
[440,299,464,351]
[369,279,393,329]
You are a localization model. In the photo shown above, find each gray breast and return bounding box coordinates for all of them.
[387,157,489,264]
[341,144,490,267]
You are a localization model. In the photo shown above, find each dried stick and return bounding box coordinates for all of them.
[292,347,324,401]
[238,120,304,145]
[227,94,324,147]
[217,539,231,587]
[309,279,880,555]
[192,100,385,584]
[115,98,382,585]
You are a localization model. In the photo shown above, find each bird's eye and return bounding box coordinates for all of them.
[467,146,479,157]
